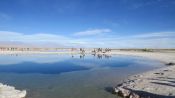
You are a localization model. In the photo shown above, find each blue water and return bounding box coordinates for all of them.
[0,54,164,98]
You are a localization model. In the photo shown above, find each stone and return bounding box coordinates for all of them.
[166,62,175,66]
[116,87,131,97]
[129,92,140,98]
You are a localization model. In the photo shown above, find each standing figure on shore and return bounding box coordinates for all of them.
[80,48,85,54]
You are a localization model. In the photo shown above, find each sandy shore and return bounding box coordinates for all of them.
[112,51,175,98]
[109,50,175,63]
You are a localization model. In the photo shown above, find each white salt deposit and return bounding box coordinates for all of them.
[0,83,26,98]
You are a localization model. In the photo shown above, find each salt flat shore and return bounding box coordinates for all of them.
[111,51,175,98]
[109,50,175,63]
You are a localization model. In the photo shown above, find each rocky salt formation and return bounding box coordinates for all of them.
[0,83,26,98]
[115,65,175,98]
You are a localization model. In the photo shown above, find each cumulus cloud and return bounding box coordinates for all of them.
[73,29,111,36]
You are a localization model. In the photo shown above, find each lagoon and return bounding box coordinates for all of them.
[0,54,164,98]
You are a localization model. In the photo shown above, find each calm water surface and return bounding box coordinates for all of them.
[0,54,164,98]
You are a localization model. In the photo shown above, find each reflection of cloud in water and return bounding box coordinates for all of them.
[0,54,164,74]
[0,54,112,65]
[72,61,101,68]
[0,54,71,65]
[0,61,90,74]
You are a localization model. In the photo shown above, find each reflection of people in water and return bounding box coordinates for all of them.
[91,54,112,59]
[97,54,102,59]
[71,55,74,58]
[92,53,96,57]
[80,54,85,59]
[104,54,111,59]
[8,54,19,57]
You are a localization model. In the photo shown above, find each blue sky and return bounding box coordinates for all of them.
[0,0,175,48]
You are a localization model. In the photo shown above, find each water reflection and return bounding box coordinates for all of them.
[0,54,114,74]
[0,61,90,74]
[0,54,163,75]
[80,54,85,59]
[71,54,112,59]
[0,53,113,65]
[4,53,112,60]
[0,53,165,98]
[93,54,112,59]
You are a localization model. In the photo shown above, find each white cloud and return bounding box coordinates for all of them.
[0,31,69,42]
[73,29,111,36]
[131,32,175,39]
[0,30,174,48]
[96,32,175,48]
[0,31,73,47]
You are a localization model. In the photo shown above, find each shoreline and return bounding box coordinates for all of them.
[0,50,174,64]
[111,51,175,98]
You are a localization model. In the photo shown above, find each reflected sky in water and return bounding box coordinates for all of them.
[0,54,162,74]
[0,54,165,98]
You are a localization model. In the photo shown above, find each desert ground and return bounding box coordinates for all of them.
[110,50,175,98]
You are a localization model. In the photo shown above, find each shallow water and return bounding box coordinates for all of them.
[0,54,164,98]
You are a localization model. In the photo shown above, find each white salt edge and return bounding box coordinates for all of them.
[0,83,26,98]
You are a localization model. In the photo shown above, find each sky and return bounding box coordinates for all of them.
[0,0,175,48]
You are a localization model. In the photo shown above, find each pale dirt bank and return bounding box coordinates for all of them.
[109,50,175,63]
[112,51,175,98]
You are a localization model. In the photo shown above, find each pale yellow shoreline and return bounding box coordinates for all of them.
[111,51,175,97]
[109,51,175,63]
